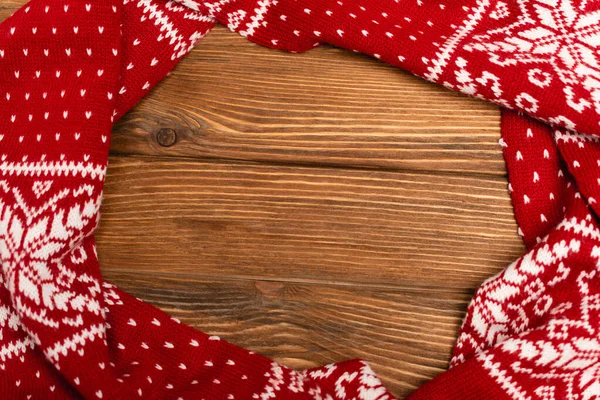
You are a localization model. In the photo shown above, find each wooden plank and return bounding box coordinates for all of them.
[0,1,20,9]
[0,4,17,19]
[102,270,473,398]
[96,156,524,289]
[111,26,503,175]
[3,1,518,397]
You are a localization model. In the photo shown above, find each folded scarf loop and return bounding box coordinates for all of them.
[1,0,600,398]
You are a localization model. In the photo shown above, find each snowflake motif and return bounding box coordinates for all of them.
[460,216,600,399]
[481,268,600,399]
[227,9,247,31]
[138,0,210,60]
[0,180,103,329]
[465,0,600,114]
[490,1,510,20]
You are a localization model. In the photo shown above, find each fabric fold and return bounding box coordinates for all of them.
[2,0,600,399]
[0,1,394,398]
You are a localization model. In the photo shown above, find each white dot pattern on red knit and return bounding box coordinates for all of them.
[0,0,395,398]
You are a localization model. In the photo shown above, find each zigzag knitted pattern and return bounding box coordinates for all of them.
[1,0,600,398]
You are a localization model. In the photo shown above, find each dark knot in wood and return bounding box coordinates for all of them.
[156,128,177,147]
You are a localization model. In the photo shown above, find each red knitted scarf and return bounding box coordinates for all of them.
[1,0,600,398]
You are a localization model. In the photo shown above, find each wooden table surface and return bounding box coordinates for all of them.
[1,2,525,396]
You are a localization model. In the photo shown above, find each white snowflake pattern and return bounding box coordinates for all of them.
[465,0,600,114]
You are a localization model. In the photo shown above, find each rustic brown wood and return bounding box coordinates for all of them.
[102,270,473,398]
[111,26,504,175]
[0,7,15,19]
[156,128,178,147]
[96,156,523,289]
[1,3,521,397]
[0,1,20,9]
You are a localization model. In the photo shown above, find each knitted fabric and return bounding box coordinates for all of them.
[1,0,599,399]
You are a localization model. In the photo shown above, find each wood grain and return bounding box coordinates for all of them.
[0,1,20,9]
[1,3,520,397]
[102,270,473,398]
[96,156,524,289]
[0,6,16,19]
[111,26,504,175]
